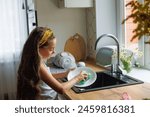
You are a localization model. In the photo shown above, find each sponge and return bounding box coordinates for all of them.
[78,72,92,85]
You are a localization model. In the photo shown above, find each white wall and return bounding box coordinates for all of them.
[36,0,87,53]
[95,0,117,47]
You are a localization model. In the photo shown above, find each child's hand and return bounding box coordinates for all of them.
[76,71,88,81]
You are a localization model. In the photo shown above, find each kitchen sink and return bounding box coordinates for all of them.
[62,71,144,93]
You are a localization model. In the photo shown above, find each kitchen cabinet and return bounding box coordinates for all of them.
[58,0,93,8]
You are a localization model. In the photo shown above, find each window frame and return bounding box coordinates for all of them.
[144,36,150,69]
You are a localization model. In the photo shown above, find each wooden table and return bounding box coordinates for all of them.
[63,59,150,100]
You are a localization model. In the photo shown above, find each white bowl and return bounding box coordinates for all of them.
[67,67,97,87]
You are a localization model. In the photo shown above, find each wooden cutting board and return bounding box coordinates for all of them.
[64,33,86,61]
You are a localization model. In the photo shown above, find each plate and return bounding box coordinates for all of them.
[67,67,97,87]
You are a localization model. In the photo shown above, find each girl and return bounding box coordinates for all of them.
[17,27,87,100]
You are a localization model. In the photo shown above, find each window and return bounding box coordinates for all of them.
[0,0,27,62]
[0,0,27,99]
[118,0,150,69]
[144,37,150,69]
[124,0,138,51]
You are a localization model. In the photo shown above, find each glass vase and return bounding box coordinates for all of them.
[121,60,132,73]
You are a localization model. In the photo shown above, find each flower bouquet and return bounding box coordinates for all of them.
[120,49,133,73]
[112,48,143,73]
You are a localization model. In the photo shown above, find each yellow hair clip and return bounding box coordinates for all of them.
[39,29,53,46]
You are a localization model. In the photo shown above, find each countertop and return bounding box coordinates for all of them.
[62,58,150,100]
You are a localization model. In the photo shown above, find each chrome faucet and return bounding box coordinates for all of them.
[95,34,124,75]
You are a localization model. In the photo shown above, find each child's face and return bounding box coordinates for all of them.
[39,38,56,59]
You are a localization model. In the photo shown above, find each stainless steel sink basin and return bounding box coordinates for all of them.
[62,71,144,93]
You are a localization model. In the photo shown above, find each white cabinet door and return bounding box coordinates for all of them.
[58,0,93,8]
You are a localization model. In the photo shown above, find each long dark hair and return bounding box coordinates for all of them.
[17,27,55,99]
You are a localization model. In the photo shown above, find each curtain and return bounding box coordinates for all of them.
[0,0,27,99]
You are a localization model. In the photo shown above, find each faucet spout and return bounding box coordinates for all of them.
[95,34,121,74]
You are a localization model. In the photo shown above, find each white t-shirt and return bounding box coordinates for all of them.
[39,64,58,100]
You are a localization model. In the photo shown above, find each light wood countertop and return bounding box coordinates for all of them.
[62,59,150,100]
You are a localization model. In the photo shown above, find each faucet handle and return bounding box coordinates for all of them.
[117,65,126,75]
[111,64,116,74]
